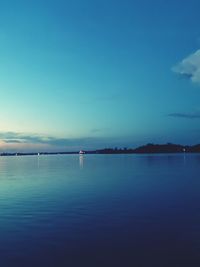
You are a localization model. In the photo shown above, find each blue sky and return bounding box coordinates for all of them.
[0,0,200,151]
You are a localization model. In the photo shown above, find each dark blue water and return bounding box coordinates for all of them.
[0,154,199,267]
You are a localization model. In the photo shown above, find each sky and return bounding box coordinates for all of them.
[1,0,200,152]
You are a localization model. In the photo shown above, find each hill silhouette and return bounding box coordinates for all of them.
[1,143,200,156]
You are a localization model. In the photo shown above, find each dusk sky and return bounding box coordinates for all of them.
[1,0,200,152]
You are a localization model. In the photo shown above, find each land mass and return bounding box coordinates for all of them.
[1,143,200,156]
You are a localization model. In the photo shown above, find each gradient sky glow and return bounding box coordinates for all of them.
[1,0,200,151]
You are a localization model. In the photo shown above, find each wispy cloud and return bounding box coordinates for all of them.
[90,128,109,133]
[0,132,99,147]
[90,129,102,133]
[4,139,23,144]
[168,112,200,119]
[172,49,200,85]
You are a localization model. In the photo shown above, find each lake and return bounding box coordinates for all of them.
[0,154,199,267]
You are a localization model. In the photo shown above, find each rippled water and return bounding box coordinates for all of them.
[0,154,200,267]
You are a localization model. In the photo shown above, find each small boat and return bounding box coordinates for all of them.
[79,150,85,155]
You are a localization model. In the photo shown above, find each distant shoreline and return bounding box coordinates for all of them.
[1,143,200,156]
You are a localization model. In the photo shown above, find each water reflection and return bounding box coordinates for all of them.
[79,155,84,169]
[37,155,40,168]
[0,154,199,267]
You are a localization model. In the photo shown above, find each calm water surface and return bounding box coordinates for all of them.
[0,154,200,267]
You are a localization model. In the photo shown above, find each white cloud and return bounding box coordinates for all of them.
[172,49,200,85]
